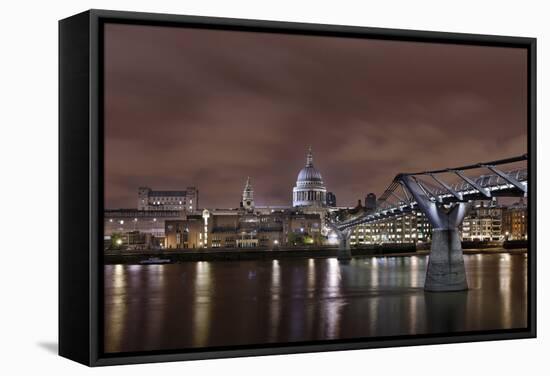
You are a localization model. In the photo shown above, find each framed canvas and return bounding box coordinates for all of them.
[59,9,536,366]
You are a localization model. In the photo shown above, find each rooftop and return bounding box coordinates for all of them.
[148,191,188,197]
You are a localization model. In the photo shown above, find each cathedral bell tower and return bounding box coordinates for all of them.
[241,177,255,212]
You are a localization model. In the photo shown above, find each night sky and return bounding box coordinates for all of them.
[104,23,527,209]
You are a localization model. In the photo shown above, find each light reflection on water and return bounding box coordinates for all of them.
[324,258,342,339]
[192,261,212,347]
[269,259,281,341]
[104,252,528,353]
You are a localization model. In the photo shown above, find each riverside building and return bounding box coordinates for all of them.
[162,177,323,250]
[461,200,503,241]
[350,210,432,245]
[103,209,184,250]
[138,186,198,212]
[502,199,528,240]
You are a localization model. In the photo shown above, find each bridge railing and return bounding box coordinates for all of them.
[424,168,527,196]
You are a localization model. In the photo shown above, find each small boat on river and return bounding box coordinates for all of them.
[139,257,172,265]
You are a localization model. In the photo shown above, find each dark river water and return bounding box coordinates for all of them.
[104,252,528,354]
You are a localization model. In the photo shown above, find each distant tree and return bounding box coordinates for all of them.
[288,232,316,246]
[110,232,125,250]
[303,235,314,245]
[288,232,304,246]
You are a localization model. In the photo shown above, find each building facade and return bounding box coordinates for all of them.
[349,200,526,246]
[104,209,183,238]
[164,215,203,249]
[284,212,323,246]
[350,210,432,245]
[104,209,184,250]
[502,199,528,240]
[138,186,198,212]
[461,201,503,241]
[161,206,322,250]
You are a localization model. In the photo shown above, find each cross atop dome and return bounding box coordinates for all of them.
[306,146,313,167]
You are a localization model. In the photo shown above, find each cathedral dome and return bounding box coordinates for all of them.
[296,166,324,185]
[293,147,327,208]
[296,147,325,186]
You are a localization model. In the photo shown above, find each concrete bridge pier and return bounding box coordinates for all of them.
[337,228,352,261]
[426,227,468,291]
[399,175,471,292]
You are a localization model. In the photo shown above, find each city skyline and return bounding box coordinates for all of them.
[104,23,528,209]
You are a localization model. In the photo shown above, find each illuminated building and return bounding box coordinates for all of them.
[291,146,331,234]
[203,209,319,248]
[461,201,502,241]
[138,186,198,212]
[292,147,327,208]
[164,215,203,249]
[502,199,528,240]
[161,207,321,250]
[284,213,323,246]
[104,209,182,241]
[350,210,432,245]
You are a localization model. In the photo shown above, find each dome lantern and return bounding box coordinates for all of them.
[306,146,313,167]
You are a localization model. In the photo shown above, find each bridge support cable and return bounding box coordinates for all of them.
[452,170,491,198]
[389,190,406,204]
[412,176,439,203]
[400,175,470,292]
[429,173,463,201]
[484,165,527,194]
[400,182,412,203]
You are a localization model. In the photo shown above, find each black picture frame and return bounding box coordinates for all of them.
[59,9,537,367]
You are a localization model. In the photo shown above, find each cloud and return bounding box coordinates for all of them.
[103,23,528,208]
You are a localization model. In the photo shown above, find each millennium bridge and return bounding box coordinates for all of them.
[328,154,528,292]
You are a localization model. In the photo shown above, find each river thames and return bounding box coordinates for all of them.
[104,251,527,353]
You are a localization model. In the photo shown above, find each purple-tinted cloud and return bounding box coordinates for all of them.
[104,23,528,209]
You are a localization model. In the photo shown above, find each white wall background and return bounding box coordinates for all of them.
[0,0,547,374]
